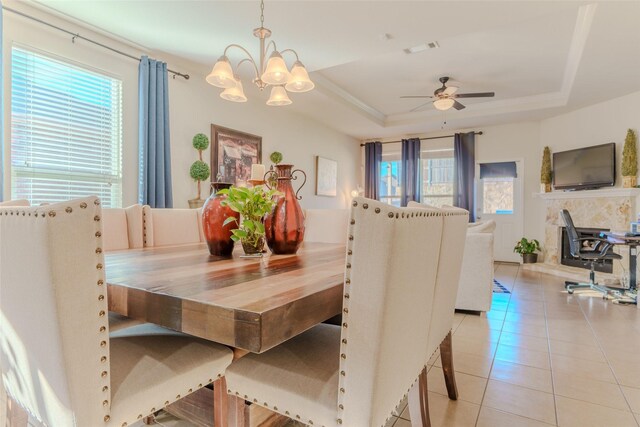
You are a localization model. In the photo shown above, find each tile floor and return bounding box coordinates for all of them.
[4,263,640,426]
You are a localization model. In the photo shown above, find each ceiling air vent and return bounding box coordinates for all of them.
[403,41,439,54]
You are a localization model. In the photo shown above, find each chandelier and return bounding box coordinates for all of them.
[205,0,315,106]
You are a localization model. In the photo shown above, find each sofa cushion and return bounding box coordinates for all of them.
[467,220,496,234]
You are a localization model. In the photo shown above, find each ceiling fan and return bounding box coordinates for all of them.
[401,77,495,112]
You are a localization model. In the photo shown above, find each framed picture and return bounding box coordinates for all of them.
[211,124,262,187]
[315,156,338,197]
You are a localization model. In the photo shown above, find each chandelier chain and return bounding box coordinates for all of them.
[260,0,265,27]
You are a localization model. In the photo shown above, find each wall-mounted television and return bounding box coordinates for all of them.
[553,143,616,190]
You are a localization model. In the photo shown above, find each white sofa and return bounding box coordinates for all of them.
[456,220,496,312]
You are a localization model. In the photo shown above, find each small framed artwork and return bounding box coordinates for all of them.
[211,124,262,187]
[315,156,338,197]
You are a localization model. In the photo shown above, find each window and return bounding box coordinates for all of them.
[422,147,454,207]
[11,47,123,207]
[379,160,402,207]
[479,162,517,214]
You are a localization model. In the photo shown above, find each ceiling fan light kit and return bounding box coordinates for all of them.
[206,0,314,105]
[401,76,495,111]
[433,98,455,111]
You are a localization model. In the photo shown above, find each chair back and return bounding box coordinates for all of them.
[339,198,443,426]
[561,209,582,258]
[0,199,30,207]
[102,205,144,251]
[303,209,349,244]
[143,207,203,247]
[0,197,110,426]
[427,206,469,354]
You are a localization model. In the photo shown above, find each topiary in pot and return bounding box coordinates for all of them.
[189,133,211,208]
[622,129,638,188]
[540,146,552,193]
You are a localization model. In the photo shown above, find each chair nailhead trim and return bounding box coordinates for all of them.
[99,310,106,317]
[101,371,108,378]
[362,203,368,209]
[94,215,101,222]
[96,231,102,237]
[103,386,109,392]
[104,415,110,422]
[103,400,109,406]
[65,207,72,213]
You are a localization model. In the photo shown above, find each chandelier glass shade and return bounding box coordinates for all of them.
[220,76,247,102]
[206,0,314,105]
[266,86,292,106]
[433,98,455,111]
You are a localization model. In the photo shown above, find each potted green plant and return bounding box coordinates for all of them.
[189,133,211,208]
[622,129,638,188]
[219,185,280,255]
[540,146,552,193]
[513,238,541,264]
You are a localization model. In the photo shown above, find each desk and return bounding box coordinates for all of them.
[603,233,638,305]
[106,242,345,353]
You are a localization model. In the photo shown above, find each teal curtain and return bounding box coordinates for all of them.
[138,56,173,207]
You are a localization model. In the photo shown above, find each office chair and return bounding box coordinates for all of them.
[561,209,623,298]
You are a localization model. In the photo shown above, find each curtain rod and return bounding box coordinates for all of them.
[3,6,190,80]
[360,131,483,147]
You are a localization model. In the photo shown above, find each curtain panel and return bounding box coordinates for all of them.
[364,141,382,199]
[401,138,421,206]
[453,132,476,221]
[138,56,173,208]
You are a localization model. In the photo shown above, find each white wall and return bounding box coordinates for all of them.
[1,1,360,209]
[539,91,640,189]
[388,122,542,238]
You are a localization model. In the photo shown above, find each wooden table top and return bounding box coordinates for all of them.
[106,242,345,353]
[603,232,640,244]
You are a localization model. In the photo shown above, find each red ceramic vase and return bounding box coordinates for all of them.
[202,182,239,257]
[264,164,306,254]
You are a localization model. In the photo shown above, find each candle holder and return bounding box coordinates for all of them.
[248,179,266,187]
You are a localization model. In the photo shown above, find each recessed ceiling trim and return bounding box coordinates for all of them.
[313,73,386,126]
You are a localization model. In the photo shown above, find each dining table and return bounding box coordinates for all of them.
[106,241,346,427]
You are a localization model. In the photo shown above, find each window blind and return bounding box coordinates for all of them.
[11,47,123,207]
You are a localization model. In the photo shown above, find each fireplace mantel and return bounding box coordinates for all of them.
[534,188,640,200]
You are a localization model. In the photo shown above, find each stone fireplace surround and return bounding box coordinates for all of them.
[527,188,640,284]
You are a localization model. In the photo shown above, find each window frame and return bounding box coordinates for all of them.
[9,44,124,207]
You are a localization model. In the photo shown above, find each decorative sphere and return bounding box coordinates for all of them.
[270,151,283,164]
[190,160,211,181]
[192,133,209,151]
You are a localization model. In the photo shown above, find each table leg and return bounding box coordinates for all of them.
[214,378,228,427]
[630,245,637,291]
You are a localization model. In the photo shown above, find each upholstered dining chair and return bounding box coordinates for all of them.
[0,200,30,207]
[225,197,444,427]
[102,205,144,252]
[0,197,233,427]
[142,206,204,247]
[408,202,469,409]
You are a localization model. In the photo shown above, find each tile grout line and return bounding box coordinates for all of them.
[574,286,640,419]
[474,262,513,427]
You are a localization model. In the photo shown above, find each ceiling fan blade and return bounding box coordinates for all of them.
[443,86,458,95]
[452,100,466,110]
[410,101,433,112]
[400,95,434,99]
[454,92,495,98]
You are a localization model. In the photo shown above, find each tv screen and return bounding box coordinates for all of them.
[553,143,616,190]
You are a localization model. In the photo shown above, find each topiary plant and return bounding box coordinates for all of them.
[270,151,283,165]
[193,133,210,152]
[541,146,552,185]
[622,129,638,177]
[190,133,211,202]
